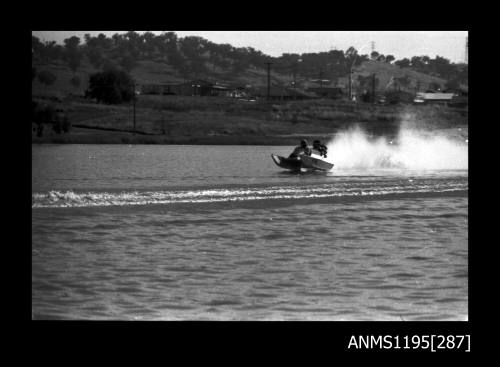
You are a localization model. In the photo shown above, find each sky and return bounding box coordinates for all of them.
[32,31,468,63]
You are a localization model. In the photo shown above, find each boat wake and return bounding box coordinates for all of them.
[32,180,468,209]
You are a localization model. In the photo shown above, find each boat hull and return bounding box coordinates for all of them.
[271,154,334,171]
[300,154,334,171]
[271,154,302,170]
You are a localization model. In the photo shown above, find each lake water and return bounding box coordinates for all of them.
[32,143,468,320]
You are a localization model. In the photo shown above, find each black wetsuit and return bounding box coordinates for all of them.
[313,144,328,157]
[289,146,311,159]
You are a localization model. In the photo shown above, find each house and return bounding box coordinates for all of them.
[415,92,455,104]
[306,87,343,99]
[212,83,250,98]
[141,79,216,96]
[176,79,215,96]
[141,83,188,95]
[211,83,231,96]
[447,87,468,107]
[385,90,415,104]
[141,80,250,97]
[251,86,317,101]
[141,83,169,95]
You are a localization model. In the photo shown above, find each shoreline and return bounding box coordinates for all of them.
[32,95,468,146]
[32,129,306,146]
[31,125,467,146]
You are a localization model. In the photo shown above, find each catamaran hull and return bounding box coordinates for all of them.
[271,154,334,171]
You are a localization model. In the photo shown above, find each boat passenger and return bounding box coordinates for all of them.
[312,140,328,158]
[289,139,311,159]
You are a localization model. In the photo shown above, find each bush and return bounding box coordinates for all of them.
[87,69,135,104]
[33,103,56,124]
[38,70,56,87]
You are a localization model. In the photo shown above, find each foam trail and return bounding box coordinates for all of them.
[326,120,468,170]
[32,180,468,208]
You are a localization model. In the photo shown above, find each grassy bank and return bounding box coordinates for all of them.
[32,94,468,145]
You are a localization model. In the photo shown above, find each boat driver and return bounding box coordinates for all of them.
[289,139,311,159]
[312,140,328,158]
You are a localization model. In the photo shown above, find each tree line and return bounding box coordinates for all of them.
[32,31,468,87]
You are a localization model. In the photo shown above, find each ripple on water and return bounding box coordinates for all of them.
[205,299,244,307]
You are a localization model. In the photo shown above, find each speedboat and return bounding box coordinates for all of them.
[271,153,334,171]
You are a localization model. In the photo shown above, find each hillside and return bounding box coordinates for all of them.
[352,60,448,93]
[31,32,467,145]
[32,58,296,99]
[32,31,466,99]
[32,57,452,101]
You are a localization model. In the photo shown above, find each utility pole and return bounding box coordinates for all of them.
[293,64,297,88]
[348,68,353,101]
[372,73,376,103]
[133,85,136,133]
[266,62,272,100]
[133,83,138,133]
[293,58,302,89]
[319,68,324,91]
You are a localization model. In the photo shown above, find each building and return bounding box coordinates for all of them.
[306,87,343,99]
[415,92,455,104]
[251,86,317,101]
[174,79,215,96]
[140,80,248,97]
[447,86,468,107]
[385,90,415,104]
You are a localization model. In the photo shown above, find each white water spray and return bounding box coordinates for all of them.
[326,117,468,171]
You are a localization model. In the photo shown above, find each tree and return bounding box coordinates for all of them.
[84,33,92,46]
[395,75,411,90]
[395,58,411,68]
[119,55,138,73]
[345,46,357,59]
[370,51,380,60]
[87,69,135,104]
[410,56,425,70]
[32,36,43,57]
[141,31,157,57]
[63,36,81,51]
[385,55,395,64]
[64,36,82,75]
[32,67,37,82]
[87,48,104,68]
[38,70,56,88]
[67,54,81,75]
[445,78,461,91]
[70,75,81,91]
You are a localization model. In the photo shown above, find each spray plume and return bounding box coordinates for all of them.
[326,114,468,171]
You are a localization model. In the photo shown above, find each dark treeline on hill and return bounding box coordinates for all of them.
[32,31,468,88]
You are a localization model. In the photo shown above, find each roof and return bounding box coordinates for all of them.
[307,87,343,93]
[417,92,454,100]
[177,79,214,87]
[253,86,316,98]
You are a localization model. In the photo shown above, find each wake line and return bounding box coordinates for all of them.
[32,184,468,209]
